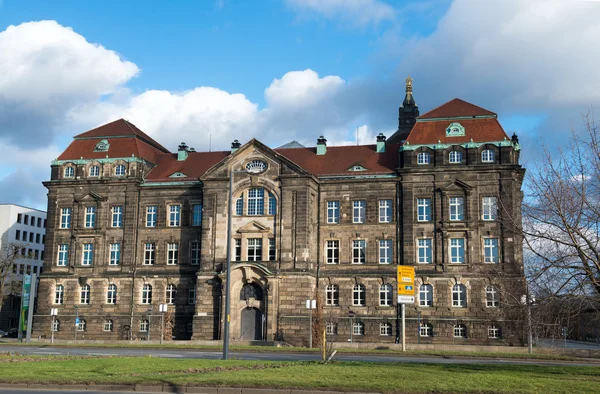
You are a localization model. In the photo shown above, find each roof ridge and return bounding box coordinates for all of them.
[419,98,496,119]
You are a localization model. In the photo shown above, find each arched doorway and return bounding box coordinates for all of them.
[240,307,263,340]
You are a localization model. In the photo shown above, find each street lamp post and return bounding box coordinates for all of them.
[522,292,535,354]
[50,308,58,344]
[74,306,79,341]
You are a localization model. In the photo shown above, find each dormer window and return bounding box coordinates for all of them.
[93,139,110,152]
[64,167,75,178]
[446,122,465,137]
[449,151,462,164]
[348,165,367,172]
[169,172,187,178]
[417,152,430,165]
[89,166,100,177]
[115,164,126,176]
[482,149,495,163]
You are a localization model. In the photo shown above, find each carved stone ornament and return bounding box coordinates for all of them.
[93,139,110,152]
[446,122,466,137]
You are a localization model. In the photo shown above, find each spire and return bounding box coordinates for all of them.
[403,75,415,106]
[387,74,420,144]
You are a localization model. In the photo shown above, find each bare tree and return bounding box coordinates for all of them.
[0,243,24,314]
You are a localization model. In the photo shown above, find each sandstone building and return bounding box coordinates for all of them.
[33,79,526,345]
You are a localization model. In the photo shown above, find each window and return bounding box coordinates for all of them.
[488,325,501,339]
[417,198,431,222]
[352,240,366,264]
[144,243,155,265]
[36,234,41,244]
[29,233,34,242]
[352,284,366,306]
[380,322,392,336]
[15,230,20,240]
[168,205,181,227]
[23,231,27,243]
[379,240,392,264]
[51,319,60,332]
[167,243,179,265]
[188,285,196,305]
[235,193,244,216]
[247,238,262,261]
[24,215,29,225]
[64,167,75,178]
[268,238,276,261]
[166,284,177,304]
[486,285,500,307]
[84,206,96,228]
[449,150,462,164]
[140,319,149,332]
[327,201,340,224]
[483,238,499,263]
[80,284,90,304]
[89,165,100,177]
[419,284,433,307]
[482,197,497,221]
[454,325,467,338]
[77,319,86,332]
[326,240,339,264]
[325,284,339,306]
[109,243,121,265]
[379,284,393,306]
[115,164,126,176]
[417,152,430,165]
[142,284,152,304]
[248,188,264,215]
[107,284,117,304]
[60,208,72,229]
[54,284,64,304]
[192,204,202,226]
[104,320,113,332]
[417,239,432,264]
[452,284,467,307]
[268,192,277,215]
[190,241,201,265]
[57,244,68,266]
[353,200,366,223]
[37,217,42,227]
[234,239,241,261]
[326,323,337,335]
[146,206,157,227]
[419,323,433,337]
[379,200,392,223]
[450,238,465,264]
[482,149,495,163]
[82,243,94,266]
[17,213,22,223]
[353,322,364,336]
[449,197,464,221]
[111,206,123,228]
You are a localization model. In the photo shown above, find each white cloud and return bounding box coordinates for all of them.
[285,0,395,27]
[265,69,345,108]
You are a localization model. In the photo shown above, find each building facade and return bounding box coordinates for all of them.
[33,80,527,345]
[0,204,47,331]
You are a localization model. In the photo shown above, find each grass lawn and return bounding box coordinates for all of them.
[0,355,598,393]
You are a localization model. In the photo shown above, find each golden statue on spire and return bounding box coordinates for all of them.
[405,74,413,93]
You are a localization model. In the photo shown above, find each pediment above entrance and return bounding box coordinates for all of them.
[74,190,106,203]
[237,220,270,234]
[439,179,473,193]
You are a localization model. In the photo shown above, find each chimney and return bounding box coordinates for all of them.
[317,136,327,155]
[177,142,189,161]
[231,139,241,153]
[376,133,386,153]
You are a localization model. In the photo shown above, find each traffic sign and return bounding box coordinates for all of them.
[397,266,415,303]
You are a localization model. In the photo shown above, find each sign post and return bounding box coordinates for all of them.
[50,308,58,344]
[159,304,168,344]
[397,266,415,352]
[305,299,316,348]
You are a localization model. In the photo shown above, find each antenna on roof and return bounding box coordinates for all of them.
[209,133,212,152]
[356,126,359,146]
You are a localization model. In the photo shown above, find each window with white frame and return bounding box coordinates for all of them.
[144,243,155,265]
[419,323,433,337]
[89,165,100,177]
[454,324,467,338]
[269,238,276,261]
[115,164,126,176]
[247,238,262,261]
[379,240,392,264]
[419,284,433,307]
[352,240,366,264]
[486,285,500,307]
[268,192,277,215]
[482,197,498,221]
[111,206,123,228]
[82,243,93,266]
[326,322,337,335]
[64,167,75,178]
[483,238,499,263]
[327,201,340,224]
[77,319,86,331]
[80,284,90,304]
[325,284,339,306]
[141,284,152,304]
[104,319,113,332]
[190,241,200,265]
[57,244,68,266]
[109,243,121,265]
[449,150,462,164]
[452,284,467,307]
[380,322,392,336]
[352,284,366,306]
[167,243,178,265]
[188,285,196,305]
[168,205,181,227]
[248,188,264,215]
[449,238,465,264]
[234,239,241,261]
[417,152,430,165]
[166,284,177,304]
[379,284,393,306]
[481,149,495,163]
[417,239,432,264]
[449,197,464,221]
[140,319,149,332]
[353,322,364,336]
[84,206,96,228]
[146,206,157,227]
[353,200,366,223]
[51,319,60,332]
[488,325,501,338]
[417,198,431,221]
[192,204,202,226]
[379,199,392,223]
[107,284,117,304]
[60,208,72,229]
[235,193,244,216]
[54,284,64,304]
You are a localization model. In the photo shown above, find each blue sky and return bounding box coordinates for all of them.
[1,0,600,208]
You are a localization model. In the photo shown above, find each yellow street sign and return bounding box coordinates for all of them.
[397,266,415,303]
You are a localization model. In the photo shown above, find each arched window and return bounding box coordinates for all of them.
[326,284,339,306]
[51,319,60,332]
[115,164,126,176]
[80,284,90,304]
[481,149,495,163]
[486,285,500,307]
[352,284,366,306]
[449,150,462,164]
[54,285,64,304]
[89,165,100,177]
[452,284,467,307]
[166,284,177,304]
[417,152,430,165]
[419,284,433,307]
[140,319,149,332]
[352,321,364,336]
[104,319,113,332]
[64,167,75,178]
[77,319,86,331]
[379,284,393,306]
[380,322,392,336]
[107,284,117,304]
[235,193,244,216]
[454,324,467,338]
[142,284,152,304]
[419,323,433,337]
[188,285,196,305]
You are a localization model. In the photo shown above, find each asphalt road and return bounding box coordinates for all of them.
[0,344,597,366]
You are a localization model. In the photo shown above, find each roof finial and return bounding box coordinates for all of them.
[405,74,413,93]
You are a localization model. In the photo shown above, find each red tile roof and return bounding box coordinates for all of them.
[419,98,496,119]
[75,119,170,153]
[57,136,166,163]
[145,151,230,181]
[405,118,509,145]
